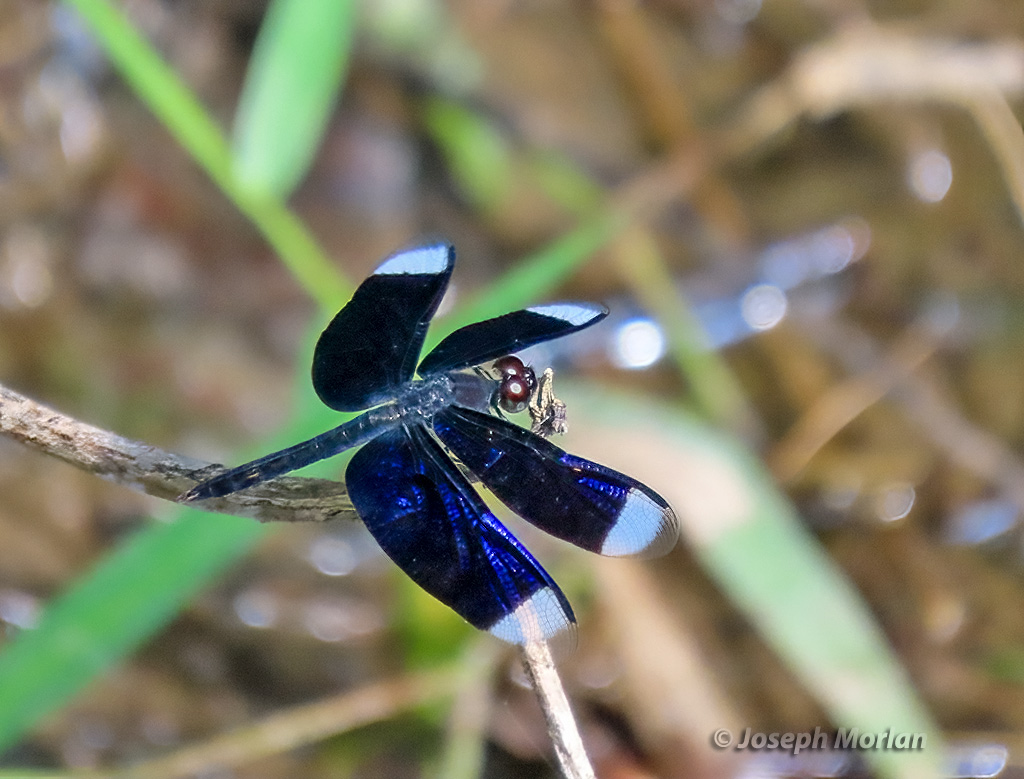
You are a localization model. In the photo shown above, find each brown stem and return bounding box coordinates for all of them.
[0,382,356,524]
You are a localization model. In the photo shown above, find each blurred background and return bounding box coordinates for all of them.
[2,0,1024,777]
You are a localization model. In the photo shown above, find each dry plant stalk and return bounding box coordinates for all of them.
[521,640,596,779]
[0,382,354,523]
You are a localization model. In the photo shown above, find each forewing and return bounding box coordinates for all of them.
[418,303,607,375]
[345,425,575,644]
[433,407,678,557]
[313,244,454,411]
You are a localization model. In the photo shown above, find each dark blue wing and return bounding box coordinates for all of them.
[313,244,454,411]
[417,303,607,376]
[345,425,575,644]
[433,407,678,557]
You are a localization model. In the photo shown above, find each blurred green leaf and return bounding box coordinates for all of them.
[233,0,357,198]
[425,217,627,352]
[527,150,605,213]
[360,0,481,94]
[62,0,350,312]
[421,98,514,214]
[0,512,267,752]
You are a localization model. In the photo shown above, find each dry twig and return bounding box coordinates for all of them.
[521,640,596,779]
[0,382,355,523]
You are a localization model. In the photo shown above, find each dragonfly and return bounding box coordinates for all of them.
[181,243,677,644]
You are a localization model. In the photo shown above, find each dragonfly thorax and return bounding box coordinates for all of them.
[393,370,506,423]
[393,373,458,421]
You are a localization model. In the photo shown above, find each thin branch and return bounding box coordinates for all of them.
[0,382,356,524]
[520,640,596,779]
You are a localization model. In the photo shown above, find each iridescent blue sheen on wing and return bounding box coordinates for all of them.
[345,425,575,643]
[433,406,678,558]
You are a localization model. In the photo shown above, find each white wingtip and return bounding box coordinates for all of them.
[527,302,606,328]
[488,588,573,645]
[375,244,453,276]
[600,488,679,557]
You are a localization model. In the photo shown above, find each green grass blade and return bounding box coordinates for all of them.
[232,0,357,198]
[421,98,514,214]
[466,217,626,319]
[0,511,267,752]
[62,0,350,311]
[63,0,232,184]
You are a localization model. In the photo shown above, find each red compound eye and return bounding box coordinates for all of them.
[494,355,527,380]
[493,357,536,413]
